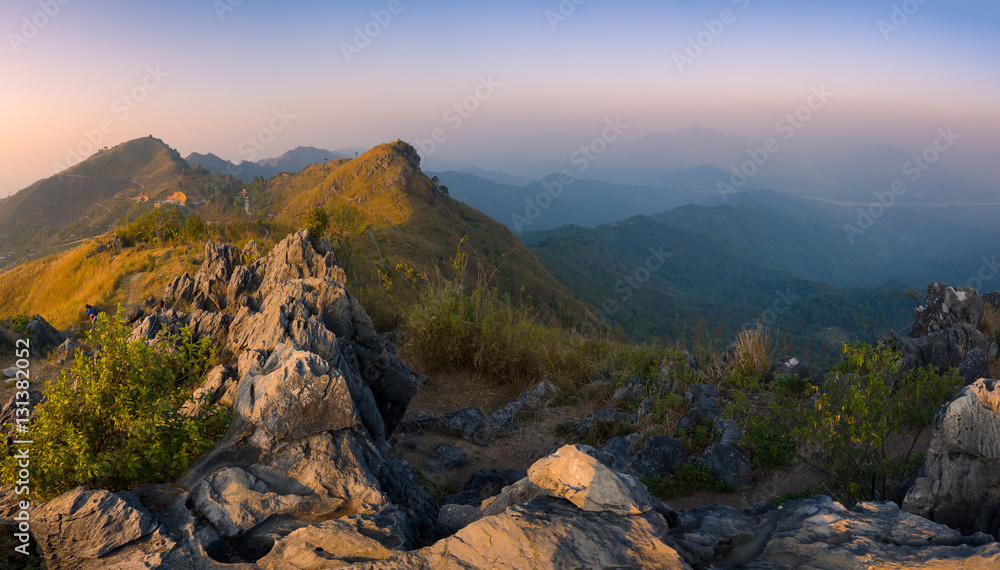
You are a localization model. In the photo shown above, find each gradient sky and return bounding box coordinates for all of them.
[1,0,998,196]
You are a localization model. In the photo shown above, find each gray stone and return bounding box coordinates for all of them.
[0,389,44,438]
[913,282,985,336]
[628,435,688,479]
[678,383,721,431]
[959,347,989,385]
[764,356,826,387]
[420,444,467,478]
[439,406,484,441]
[437,503,481,536]
[904,378,1000,538]
[599,435,636,472]
[573,408,638,437]
[26,315,65,356]
[695,442,752,489]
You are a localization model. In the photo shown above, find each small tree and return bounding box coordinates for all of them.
[0,310,229,499]
[795,343,962,506]
[302,206,329,239]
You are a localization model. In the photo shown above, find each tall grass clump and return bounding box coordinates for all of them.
[726,322,774,379]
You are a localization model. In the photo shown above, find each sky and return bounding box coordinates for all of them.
[1,0,998,196]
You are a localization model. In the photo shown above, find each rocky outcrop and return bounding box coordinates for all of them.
[677,383,721,431]
[913,283,985,337]
[885,283,998,379]
[667,496,998,568]
[25,315,65,356]
[904,378,1000,538]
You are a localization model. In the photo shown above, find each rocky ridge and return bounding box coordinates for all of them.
[7,241,1000,568]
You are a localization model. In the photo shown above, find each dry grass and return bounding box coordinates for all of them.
[727,323,775,377]
[0,238,196,330]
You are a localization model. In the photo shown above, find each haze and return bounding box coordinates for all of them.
[1,0,998,197]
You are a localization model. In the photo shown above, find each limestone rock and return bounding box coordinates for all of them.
[528,444,664,516]
[678,383,721,431]
[904,378,1000,537]
[913,282,985,337]
[627,435,688,479]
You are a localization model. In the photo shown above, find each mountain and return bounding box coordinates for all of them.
[184,146,346,182]
[431,170,711,234]
[525,215,916,364]
[452,167,533,186]
[250,141,596,328]
[680,190,1000,289]
[0,136,230,257]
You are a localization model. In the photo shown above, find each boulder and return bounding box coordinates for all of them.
[913,283,985,337]
[419,444,467,479]
[678,383,721,431]
[370,496,689,569]
[889,323,994,374]
[959,347,989,385]
[0,390,44,439]
[31,488,164,562]
[667,496,999,569]
[528,444,665,516]
[480,380,556,440]
[439,407,484,441]
[904,378,1000,537]
[190,467,311,538]
[695,442,752,489]
[437,503,481,535]
[163,272,195,302]
[573,408,638,437]
[52,337,79,364]
[25,315,65,356]
[627,435,688,479]
[447,468,528,506]
[124,306,144,325]
[599,435,637,472]
[764,356,826,387]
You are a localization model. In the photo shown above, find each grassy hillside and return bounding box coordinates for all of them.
[262,141,596,329]
[526,216,916,364]
[0,137,238,259]
[0,238,198,330]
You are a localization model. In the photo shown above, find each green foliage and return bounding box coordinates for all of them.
[795,342,963,506]
[644,463,734,500]
[302,206,329,239]
[721,369,805,473]
[9,313,30,336]
[774,485,826,506]
[580,420,634,448]
[183,215,206,241]
[772,373,813,396]
[0,310,230,500]
[678,419,719,456]
[118,208,184,244]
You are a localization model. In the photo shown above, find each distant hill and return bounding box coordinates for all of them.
[0,136,230,257]
[431,170,710,233]
[525,215,916,364]
[185,146,346,182]
[678,190,1000,289]
[255,141,597,328]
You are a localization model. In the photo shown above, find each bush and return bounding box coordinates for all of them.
[302,207,329,239]
[118,208,184,244]
[644,463,734,500]
[0,310,230,500]
[795,342,962,506]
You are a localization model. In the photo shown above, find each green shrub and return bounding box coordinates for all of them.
[644,463,734,500]
[0,310,230,500]
[795,342,962,506]
[772,373,813,396]
[302,206,329,239]
[678,419,719,456]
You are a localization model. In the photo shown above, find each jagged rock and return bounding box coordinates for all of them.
[678,383,721,431]
[163,272,195,302]
[437,503,481,536]
[695,442,752,489]
[124,306,144,325]
[0,390,44,438]
[764,356,826,387]
[479,380,556,442]
[52,337,78,364]
[439,406,484,441]
[419,444,467,479]
[480,477,545,517]
[628,435,688,479]
[610,377,646,408]
[716,418,741,444]
[31,488,164,562]
[959,346,989,385]
[227,264,256,305]
[129,309,190,342]
[913,282,985,337]
[528,444,666,516]
[445,468,528,507]
[188,309,232,341]
[370,496,688,569]
[233,343,362,447]
[599,435,639,472]
[86,235,125,258]
[191,467,311,538]
[257,231,342,300]
[888,323,994,374]
[398,412,437,434]
[389,432,417,452]
[904,378,1000,537]
[669,496,999,569]
[257,507,409,569]
[25,315,65,356]
[180,365,234,417]
[573,408,638,437]
[192,240,238,311]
